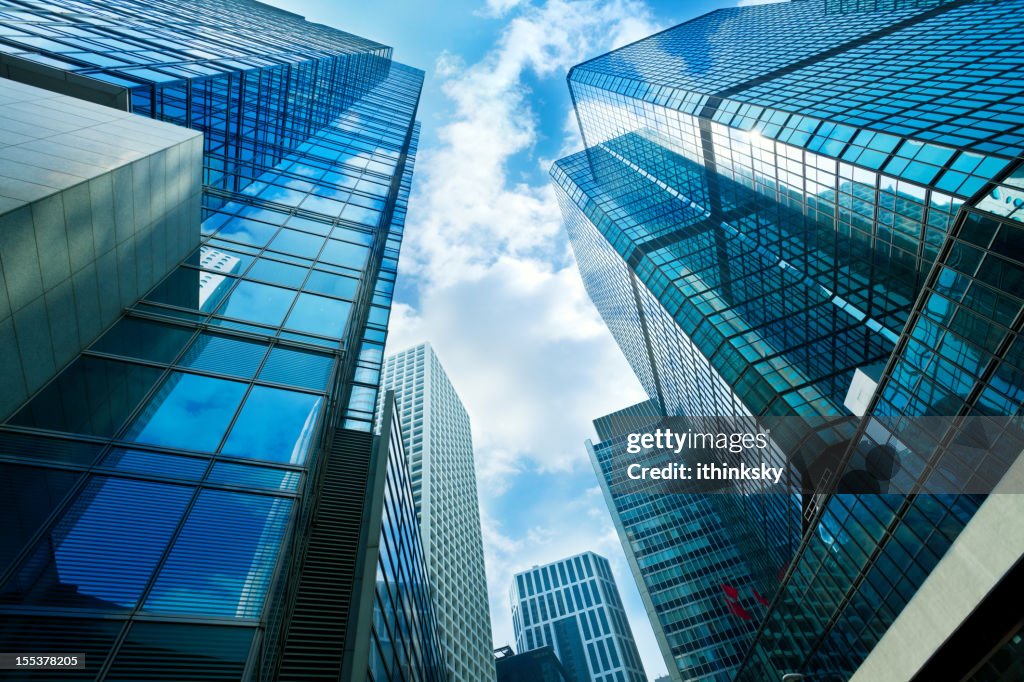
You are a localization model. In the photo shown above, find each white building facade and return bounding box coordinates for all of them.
[381,343,496,681]
[510,552,646,682]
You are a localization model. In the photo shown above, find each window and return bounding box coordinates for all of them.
[125,373,247,452]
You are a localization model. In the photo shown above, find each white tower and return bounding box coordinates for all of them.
[381,343,496,681]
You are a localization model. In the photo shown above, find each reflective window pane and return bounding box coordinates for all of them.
[214,281,296,326]
[144,490,292,617]
[267,228,325,258]
[207,461,301,492]
[124,373,247,452]
[246,258,307,288]
[320,239,369,269]
[304,270,358,300]
[211,217,279,247]
[0,477,191,609]
[284,293,351,338]
[179,333,268,379]
[220,386,322,464]
[258,346,333,391]
[145,267,234,313]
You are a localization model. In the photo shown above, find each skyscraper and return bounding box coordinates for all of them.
[0,1,442,680]
[588,402,775,681]
[553,0,1024,680]
[381,343,496,681]
[510,552,646,682]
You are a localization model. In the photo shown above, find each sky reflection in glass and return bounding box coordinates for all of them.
[220,386,322,464]
[125,373,247,452]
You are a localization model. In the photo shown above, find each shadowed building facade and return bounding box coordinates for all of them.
[553,0,1024,680]
[0,1,445,680]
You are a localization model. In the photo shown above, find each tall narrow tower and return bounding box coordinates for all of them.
[382,343,496,681]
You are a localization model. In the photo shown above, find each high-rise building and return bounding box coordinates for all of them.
[588,402,777,681]
[553,1,1024,680]
[381,343,496,681]
[0,1,443,680]
[510,552,646,682]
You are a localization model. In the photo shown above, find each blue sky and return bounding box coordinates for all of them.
[266,1,750,678]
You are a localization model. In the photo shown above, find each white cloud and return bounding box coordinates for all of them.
[388,0,667,676]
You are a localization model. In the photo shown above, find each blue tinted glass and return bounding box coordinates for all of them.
[102,448,208,480]
[212,217,279,246]
[339,204,380,227]
[0,477,191,608]
[246,258,308,287]
[267,228,325,258]
[284,214,331,235]
[144,490,291,617]
[284,293,351,337]
[214,281,295,326]
[207,461,301,492]
[220,386,322,464]
[330,225,374,246]
[320,239,369,269]
[258,346,333,391]
[304,270,358,300]
[179,333,268,379]
[91,317,193,363]
[8,357,161,437]
[124,373,247,452]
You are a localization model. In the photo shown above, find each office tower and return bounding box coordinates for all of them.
[0,1,442,680]
[552,1,1024,681]
[381,343,496,681]
[588,402,774,681]
[510,552,646,682]
[494,645,572,682]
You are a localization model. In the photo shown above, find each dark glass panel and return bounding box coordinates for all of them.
[105,622,253,681]
[90,317,193,364]
[8,357,162,437]
[0,464,79,577]
[0,617,121,682]
[0,476,191,609]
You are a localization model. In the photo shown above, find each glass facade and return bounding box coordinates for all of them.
[510,552,646,682]
[588,402,790,682]
[372,394,448,682]
[553,1,1024,680]
[0,1,436,680]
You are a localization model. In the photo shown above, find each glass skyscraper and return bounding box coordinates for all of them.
[381,343,496,682]
[0,1,444,680]
[553,0,1024,680]
[510,552,646,682]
